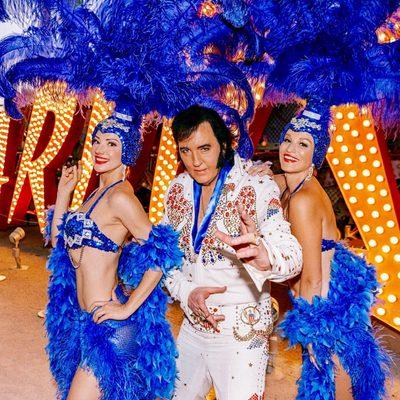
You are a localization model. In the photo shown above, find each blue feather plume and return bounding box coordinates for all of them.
[280,243,392,400]
[0,0,255,156]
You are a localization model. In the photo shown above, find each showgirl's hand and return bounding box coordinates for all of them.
[307,343,320,371]
[247,161,273,177]
[188,286,226,331]
[58,161,82,196]
[91,296,133,324]
[215,206,270,271]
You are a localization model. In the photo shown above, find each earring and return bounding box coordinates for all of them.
[305,164,314,181]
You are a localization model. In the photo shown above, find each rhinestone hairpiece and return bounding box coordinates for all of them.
[101,118,130,132]
[290,117,321,131]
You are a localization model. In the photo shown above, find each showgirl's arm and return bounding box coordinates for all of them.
[112,190,162,315]
[50,164,81,247]
[289,191,323,303]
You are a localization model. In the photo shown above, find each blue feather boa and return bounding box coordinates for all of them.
[280,243,391,400]
[45,223,183,399]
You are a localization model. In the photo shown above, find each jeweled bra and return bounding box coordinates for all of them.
[64,180,123,253]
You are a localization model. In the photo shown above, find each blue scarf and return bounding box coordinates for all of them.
[192,161,233,254]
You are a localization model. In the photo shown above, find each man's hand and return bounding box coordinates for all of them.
[247,161,273,177]
[188,286,226,331]
[215,207,271,271]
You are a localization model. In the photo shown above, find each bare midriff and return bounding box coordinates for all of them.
[69,246,120,311]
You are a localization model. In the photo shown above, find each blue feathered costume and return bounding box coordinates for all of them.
[280,240,391,400]
[45,210,183,400]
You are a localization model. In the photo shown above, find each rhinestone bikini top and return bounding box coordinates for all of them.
[64,180,123,253]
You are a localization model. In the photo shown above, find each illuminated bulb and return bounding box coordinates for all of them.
[347,112,355,119]
[349,170,357,177]
[367,184,375,192]
[390,236,399,245]
[371,211,380,218]
[387,220,395,228]
[351,130,359,137]
[335,135,343,143]
[341,145,349,153]
[372,160,381,168]
[337,171,345,178]
[368,239,376,247]
[343,123,350,131]
[380,273,390,281]
[366,133,374,140]
[327,146,334,154]
[376,175,384,182]
[383,204,392,211]
[382,245,391,253]
[362,169,371,177]
[367,197,375,205]
[369,146,378,154]
[379,189,388,197]
[394,318,400,326]
[336,112,343,119]
[363,120,371,127]
[395,254,400,262]
[355,210,364,218]
[362,225,370,232]
[376,226,384,234]
[375,255,384,263]
[344,157,352,165]
[332,158,339,165]
[343,183,350,190]
[349,196,357,204]
[355,182,364,190]
[359,155,367,163]
[376,308,386,316]
[388,294,397,303]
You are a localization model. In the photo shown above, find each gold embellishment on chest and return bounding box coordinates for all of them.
[166,183,195,262]
[200,184,258,266]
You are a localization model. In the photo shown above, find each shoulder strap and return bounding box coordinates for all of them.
[87,179,123,216]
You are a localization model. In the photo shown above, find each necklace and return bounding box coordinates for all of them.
[68,246,85,270]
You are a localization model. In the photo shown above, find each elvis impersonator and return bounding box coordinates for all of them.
[163,105,303,400]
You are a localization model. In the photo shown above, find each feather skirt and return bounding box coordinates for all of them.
[45,224,183,400]
[280,243,391,400]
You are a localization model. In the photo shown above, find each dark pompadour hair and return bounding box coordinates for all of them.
[171,105,235,167]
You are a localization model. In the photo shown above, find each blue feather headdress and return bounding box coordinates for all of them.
[280,99,332,168]
[259,1,400,127]
[205,0,400,149]
[0,0,256,160]
[92,110,142,167]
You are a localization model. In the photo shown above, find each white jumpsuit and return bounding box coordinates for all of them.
[163,155,302,400]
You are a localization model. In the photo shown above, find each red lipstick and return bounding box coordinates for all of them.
[283,153,299,163]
